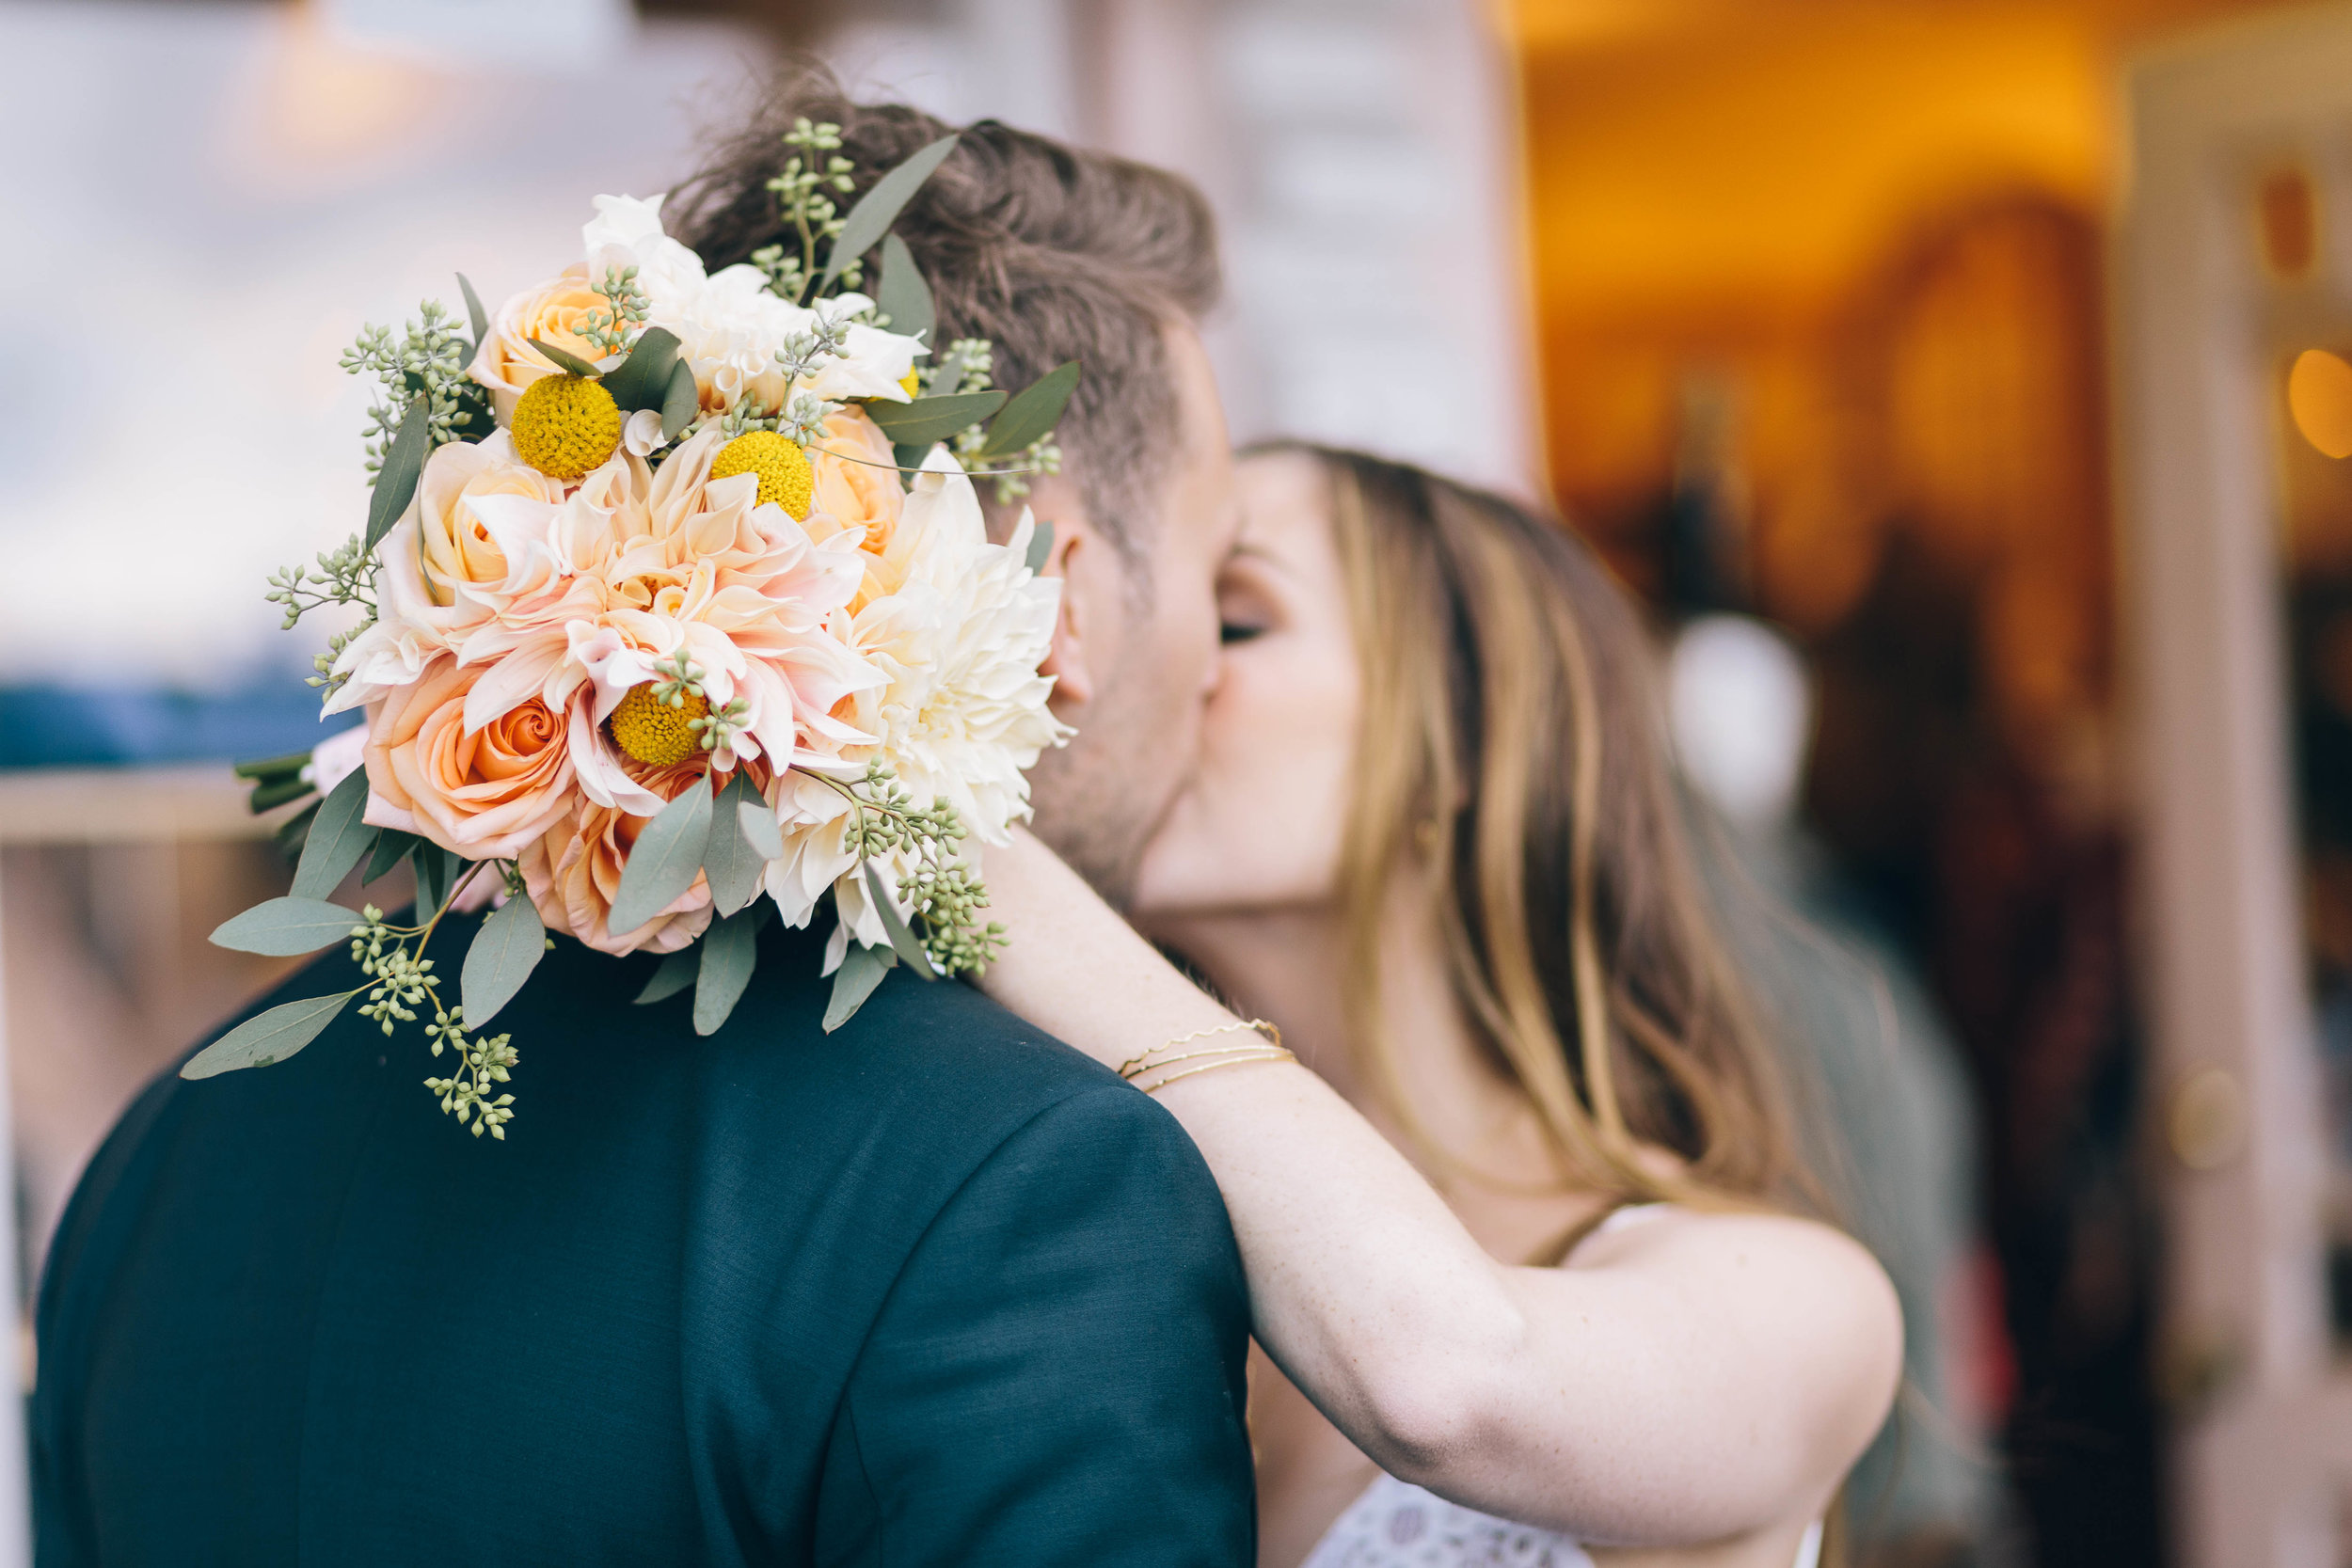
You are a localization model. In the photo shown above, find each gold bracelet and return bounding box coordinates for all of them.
[1118,1019,1293,1095]
[1117,1019,1283,1081]
[1136,1048,1295,1095]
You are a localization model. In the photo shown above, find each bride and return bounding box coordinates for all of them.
[976,443,1902,1567]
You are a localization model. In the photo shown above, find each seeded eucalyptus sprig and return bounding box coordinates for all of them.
[821,761,1007,978]
[345,875,526,1137]
[264,531,379,695]
[649,651,754,758]
[926,337,995,396]
[755,118,858,305]
[341,300,482,475]
[194,857,549,1138]
[579,264,651,355]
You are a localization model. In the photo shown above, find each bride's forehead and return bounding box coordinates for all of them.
[1234,450,1334,536]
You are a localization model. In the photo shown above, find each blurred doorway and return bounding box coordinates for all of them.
[2119,8,2352,1565]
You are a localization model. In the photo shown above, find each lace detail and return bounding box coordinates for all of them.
[1298,1476,1597,1568]
[1299,1478,1825,1568]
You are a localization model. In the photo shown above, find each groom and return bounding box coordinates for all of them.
[33,80,1253,1566]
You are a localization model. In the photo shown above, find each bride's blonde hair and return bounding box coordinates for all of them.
[1275,444,1807,1212]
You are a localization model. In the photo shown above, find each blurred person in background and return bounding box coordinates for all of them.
[977,444,1903,1568]
[1670,614,1999,1568]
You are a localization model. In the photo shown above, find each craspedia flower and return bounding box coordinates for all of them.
[608,682,708,768]
[710,431,814,520]
[898,370,920,398]
[510,375,623,482]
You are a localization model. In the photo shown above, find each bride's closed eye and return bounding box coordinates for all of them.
[1220,617,1268,646]
[1215,553,1281,647]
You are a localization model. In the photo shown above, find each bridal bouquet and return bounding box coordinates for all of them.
[200,124,1074,1138]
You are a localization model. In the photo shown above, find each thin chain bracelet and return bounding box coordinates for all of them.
[1118,1020,1295,1095]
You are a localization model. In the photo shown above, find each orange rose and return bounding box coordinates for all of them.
[805,407,907,606]
[363,657,577,861]
[518,794,713,956]
[470,270,612,405]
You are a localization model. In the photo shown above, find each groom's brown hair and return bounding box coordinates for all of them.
[670,69,1222,566]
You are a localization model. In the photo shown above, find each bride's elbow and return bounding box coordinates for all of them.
[1346,1349,1522,1486]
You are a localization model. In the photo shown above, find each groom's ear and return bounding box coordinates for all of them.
[1021,476,1108,711]
[1038,523,1100,709]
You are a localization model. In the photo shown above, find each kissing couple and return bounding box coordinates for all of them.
[33,74,1901,1568]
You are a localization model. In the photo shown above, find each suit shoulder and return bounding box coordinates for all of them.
[814,964,1122,1110]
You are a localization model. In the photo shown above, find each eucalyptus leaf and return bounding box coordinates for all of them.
[692,907,762,1036]
[874,233,934,345]
[634,949,697,1006]
[182,991,354,1080]
[977,360,1080,460]
[411,842,463,915]
[457,273,489,356]
[527,337,604,378]
[273,800,322,864]
[737,799,785,863]
[866,390,1006,449]
[292,766,375,899]
[365,399,432,552]
[364,828,421,885]
[823,942,895,1033]
[823,135,960,292]
[892,442,930,473]
[608,780,714,937]
[699,774,768,918]
[460,893,545,1029]
[1024,518,1056,576]
[211,897,364,957]
[863,863,937,978]
[599,326,681,414]
[661,358,700,440]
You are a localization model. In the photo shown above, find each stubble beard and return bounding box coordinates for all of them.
[1022,657,1180,913]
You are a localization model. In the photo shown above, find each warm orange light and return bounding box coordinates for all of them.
[2289,349,2352,460]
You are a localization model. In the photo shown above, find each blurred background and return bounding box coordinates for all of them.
[9,0,2352,1562]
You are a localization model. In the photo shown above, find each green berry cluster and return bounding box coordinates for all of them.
[343,879,527,1138]
[342,299,483,471]
[580,264,651,355]
[649,651,752,759]
[841,762,1007,977]
[423,1005,518,1140]
[754,118,858,305]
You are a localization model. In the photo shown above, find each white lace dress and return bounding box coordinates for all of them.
[1297,1207,1826,1568]
[1298,1478,1823,1568]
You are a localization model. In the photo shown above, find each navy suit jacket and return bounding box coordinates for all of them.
[32,916,1256,1565]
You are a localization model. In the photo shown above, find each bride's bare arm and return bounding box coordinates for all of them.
[975,829,1902,1547]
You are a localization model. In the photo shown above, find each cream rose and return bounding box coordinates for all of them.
[362,657,578,861]
[413,436,565,608]
[470,269,612,405]
[518,792,713,956]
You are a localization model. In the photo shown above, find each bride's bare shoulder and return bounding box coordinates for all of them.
[1569,1204,1904,1446]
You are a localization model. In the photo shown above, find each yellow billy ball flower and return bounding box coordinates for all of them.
[608,682,708,768]
[710,431,815,520]
[510,374,623,482]
[898,370,921,399]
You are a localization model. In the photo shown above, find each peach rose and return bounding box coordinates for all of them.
[518,791,713,957]
[470,269,612,405]
[363,657,578,860]
[413,436,565,608]
[805,406,908,606]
